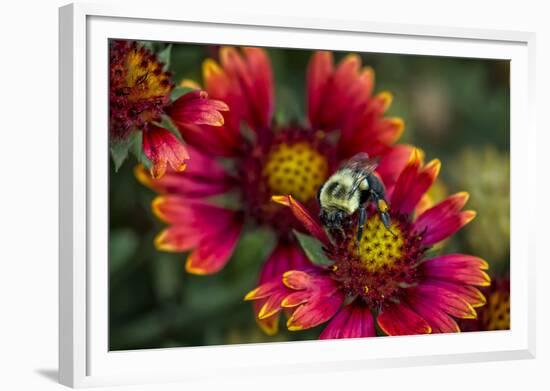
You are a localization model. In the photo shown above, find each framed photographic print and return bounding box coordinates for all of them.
[59,3,536,388]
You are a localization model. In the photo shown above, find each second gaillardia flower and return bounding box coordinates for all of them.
[245,151,489,337]
[109,40,229,178]
[137,47,408,334]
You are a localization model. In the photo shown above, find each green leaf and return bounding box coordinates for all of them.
[206,190,243,211]
[129,131,152,169]
[157,44,172,71]
[109,229,139,274]
[275,85,304,125]
[138,41,155,52]
[171,86,195,101]
[229,227,276,270]
[110,135,135,172]
[153,254,183,300]
[293,230,334,267]
[155,114,183,142]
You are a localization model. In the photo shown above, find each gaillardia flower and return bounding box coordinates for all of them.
[460,276,510,332]
[109,40,228,178]
[449,147,510,264]
[245,151,489,337]
[137,46,408,334]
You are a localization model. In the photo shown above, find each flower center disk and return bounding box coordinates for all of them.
[124,47,173,103]
[330,211,425,306]
[354,214,405,272]
[262,141,328,203]
[483,291,510,330]
[110,41,174,139]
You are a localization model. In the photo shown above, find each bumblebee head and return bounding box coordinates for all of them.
[319,208,349,231]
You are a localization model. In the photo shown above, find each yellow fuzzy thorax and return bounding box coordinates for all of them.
[319,170,360,214]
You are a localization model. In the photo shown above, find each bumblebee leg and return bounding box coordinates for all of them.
[374,194,396,236]
[381,212,394,233]
[357,206,367,251]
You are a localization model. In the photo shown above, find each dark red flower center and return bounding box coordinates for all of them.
[327,209,426,307]
[110,41,174,139]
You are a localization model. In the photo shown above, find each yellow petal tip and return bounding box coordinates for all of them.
[154,231,177,252]
[151,196,167,220]
[179,78,201,90]
[463,210,477,223]
[134,164,152,186]
[378,91,394,111]
[202,58,223,80]
[257,318,279,336]
[244,288,259,301]
[271,195,290,206]
[426,158,442,177]
[185,259,209,275]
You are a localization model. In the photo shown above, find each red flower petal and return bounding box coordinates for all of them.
[242,47,274,127]
[169,90,229,127]
[281,270,315,290]
[415,193,434,217]
[252,242,310,334]
[409,283,477,319]
[337,90,399,157]
[340,114,404,158]
[390,150,440,214]
[320,304,376,339]
[307,51,334,126]
[376,144,415,193]
[308,51,394,154]
[142,125,190,179]
[245,280,285,301]
[286,289,344,331]
[319,307,351,339]
[281,291,311,308]
[204,47,274,137]
[151,195,231,224]
[414,193,476,245]
[272,195,331,245]
[257,290,288,319]
[150,195,243,274]
[154,225,206,252]
[320,54,365,128]
[406,295,460,333]
[258,242,311,285]
[377,302,432,336]
[421,254,491,287]
[185,220,242,274]
[266,269,344,331]
[135,145,235,197]
[314,54,375,132]
[424,279,487,308]
[177,123,241,157]
[202,57,232,101]
[252,304,280,336]
[365,117,405,154]
[167,88,240,157]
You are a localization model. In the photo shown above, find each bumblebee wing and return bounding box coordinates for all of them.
[340,152,379,174]
[341,153,379,196]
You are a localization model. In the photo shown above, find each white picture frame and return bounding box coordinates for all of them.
[59,2,536,388]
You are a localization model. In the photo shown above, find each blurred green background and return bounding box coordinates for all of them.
[109,43,510,350]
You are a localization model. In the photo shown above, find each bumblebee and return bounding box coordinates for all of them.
[318,153,393,245]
